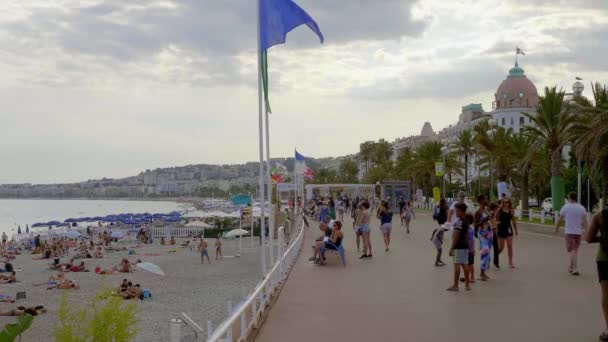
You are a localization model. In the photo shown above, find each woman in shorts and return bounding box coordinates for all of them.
[359,201,372,258]
[377,201,393,252]
[496,198,518,268]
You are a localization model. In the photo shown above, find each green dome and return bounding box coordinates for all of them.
[508,62,525,78]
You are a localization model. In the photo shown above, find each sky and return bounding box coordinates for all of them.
[1,0,607,184]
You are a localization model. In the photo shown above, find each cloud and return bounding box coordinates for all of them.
[0,0,608,184]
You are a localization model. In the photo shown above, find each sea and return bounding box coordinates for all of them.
[0,199,183,236]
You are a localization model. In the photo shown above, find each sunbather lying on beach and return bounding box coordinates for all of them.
[0,293,15,303]
[47,279,79,290]
[0,306,45,316]
[114,281,143,300]
[0,271,17,284]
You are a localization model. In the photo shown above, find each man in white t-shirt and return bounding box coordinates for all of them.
[555,191,588,276]
[448,191,472,225]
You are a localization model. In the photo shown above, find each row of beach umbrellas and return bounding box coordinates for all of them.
[31,211,183,228]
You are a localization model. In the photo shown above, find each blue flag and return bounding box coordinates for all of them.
[260,0,324,51]
[295,150,306,161]
[260,0,324,113]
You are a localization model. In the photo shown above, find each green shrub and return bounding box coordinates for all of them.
[54,289,139,342]
[0,314,33,342]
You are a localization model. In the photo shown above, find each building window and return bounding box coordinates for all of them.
[510,117,514,125]
[501,117,505,126]
[520,116,525,125]
[529,117,532,123]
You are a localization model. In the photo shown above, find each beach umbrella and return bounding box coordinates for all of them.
[47,221,61,226]
[185,221,212,228]
[25,225,29,233]
[17,226,21,235]
[224,229,250,238]
[136,262,165,276]
[110,231,126,238]
[66,230,81,239]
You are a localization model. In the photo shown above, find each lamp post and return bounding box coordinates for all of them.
[488,118,498,201]
[441,140,448,199]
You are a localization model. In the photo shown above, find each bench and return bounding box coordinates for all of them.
[320,242,345,267]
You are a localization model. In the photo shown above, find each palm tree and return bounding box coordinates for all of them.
[358,141,375,172]
[510,134,536,211]
[452,130,475,194]
[371,139,393,164]
[572,82,608,202]
[523,86,577,211]
[476,126,515,196]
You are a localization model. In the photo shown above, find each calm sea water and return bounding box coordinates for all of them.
[0,199,183,235]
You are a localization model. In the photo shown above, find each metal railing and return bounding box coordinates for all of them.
[206,220,305,342]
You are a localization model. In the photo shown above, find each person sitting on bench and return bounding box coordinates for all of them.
[308,217,334,263]
[317,221,344,265]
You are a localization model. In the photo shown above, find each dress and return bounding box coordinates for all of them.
[479,226,493,271]
[329,206,336,220]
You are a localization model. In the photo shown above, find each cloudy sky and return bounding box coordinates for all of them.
[1,0,607,184]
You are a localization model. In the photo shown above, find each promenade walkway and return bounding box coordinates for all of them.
[257,210,602,342]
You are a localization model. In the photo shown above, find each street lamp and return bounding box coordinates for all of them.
[487,118,498,200]
[440,139,449,199]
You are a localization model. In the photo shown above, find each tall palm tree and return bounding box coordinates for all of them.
[523,86,577,211]
[476,126,514,192]
[572,82,608,203]
[510,134,536,211]
[452,129,475,194]
[359,141,375,172]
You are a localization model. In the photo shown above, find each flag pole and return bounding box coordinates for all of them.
[265,106,274,265]
[256,0,267,277]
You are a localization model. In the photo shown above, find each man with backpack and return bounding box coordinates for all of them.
[586,207,608,341]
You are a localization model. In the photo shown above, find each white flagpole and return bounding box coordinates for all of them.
[256,0,267,277]
[265,107,274,265]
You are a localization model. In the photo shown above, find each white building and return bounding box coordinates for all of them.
[391,122,437,158]
[491,61,539,133]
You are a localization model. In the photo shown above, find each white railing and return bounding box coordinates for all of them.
[206,220,305,342]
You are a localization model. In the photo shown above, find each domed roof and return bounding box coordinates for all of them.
[494,62,539,109]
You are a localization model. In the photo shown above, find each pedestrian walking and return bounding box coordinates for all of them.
[447,203,472,291]
[378,200,393,252]
[352,203,363,251]
[475,195,492,281]
[555,191,587,275]
[398,196,406,226]
[359,201,372,258]
[402,201,415,234]
[431,198,449,266]
[497,198,518,268]
[586,207,608,341]
[337,198,345,221]
[329,197,336,220]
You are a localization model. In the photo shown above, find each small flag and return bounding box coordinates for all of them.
[260,0,324,113]
[304,167,314,181]
[576,76,583,80]
[295,150,306,161]
[516,46,525,55]
[275,162,289,176]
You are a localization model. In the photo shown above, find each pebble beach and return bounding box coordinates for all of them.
[0,237,264,342]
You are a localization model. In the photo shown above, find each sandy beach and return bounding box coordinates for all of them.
[0,237,264,342]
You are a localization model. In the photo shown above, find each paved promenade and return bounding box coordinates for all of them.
[257,211,602,342]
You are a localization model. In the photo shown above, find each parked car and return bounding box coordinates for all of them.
[528,198,539,207]
[542,198,553,213]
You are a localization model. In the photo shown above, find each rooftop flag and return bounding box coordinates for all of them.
[295,150,306,161]
[516,46,525,55]
[260,0,324,112]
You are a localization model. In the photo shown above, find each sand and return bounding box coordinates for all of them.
[0,237,266,342]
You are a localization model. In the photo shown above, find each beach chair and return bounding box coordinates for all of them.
[321,242,346,267]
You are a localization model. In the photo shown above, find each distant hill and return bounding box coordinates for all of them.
[0,156,349,199]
